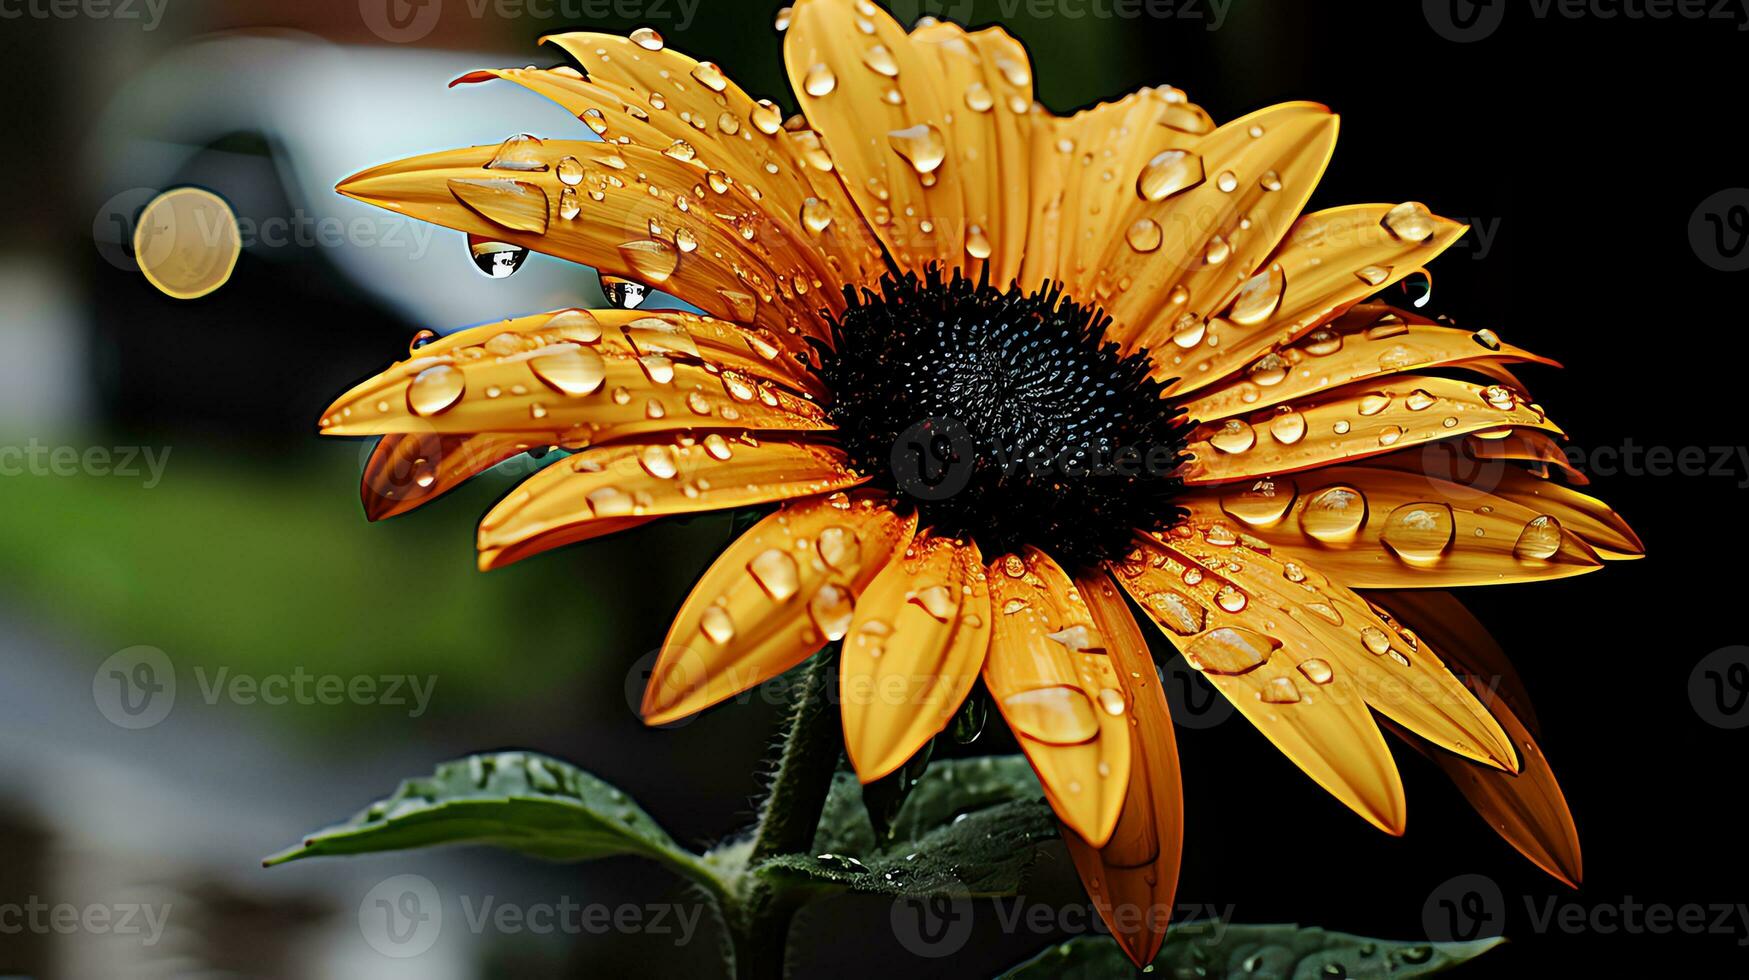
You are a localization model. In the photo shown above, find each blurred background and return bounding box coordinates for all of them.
[1,0,1743,975]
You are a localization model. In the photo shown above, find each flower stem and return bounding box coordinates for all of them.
[749,647,841,865]
[732,648,841,980]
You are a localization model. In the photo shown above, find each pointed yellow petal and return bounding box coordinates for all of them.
[1179,376,1562,485]
[1151,525,1518,773]
[336,141,829,341]
[462,38,885,291]
[841,533,992,782]
[1148,205,1468,390]
[1063,571,1184,968]
[1179,462,1613,588]
[641,492,914,725]
[784,0,966,273]
[1116,533,1406,834]
[1096,103,1339,353]
[1183,303,1556,423]
[983,549,1131,847]
[1369,592,1581,887]
[362,432,536,521]
[476,439,866,569]
[317,309,830,440]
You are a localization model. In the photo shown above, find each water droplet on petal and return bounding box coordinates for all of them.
[630,26,664,50]
[486,133,548,172]
[616,239,679,283]
[1383,201,1436,243]
[1002,687,1098,744]
[529,345,607,396]
[1185,627,1277,675]
[700,605,736,644]
[749,548,801,601]
[1298,659,1333,685]
[804,63,838,97]
[407,364,465,416]
[810,583,854,640]
[888,124,947,175]
[1137,149,1205,202]
[1513,515,1564,560]
[1209,419,1257,454]
[690,61,729,92]
[1301,485,1367,542]
[1126,218,1163,252]
[1381,503,1455,564]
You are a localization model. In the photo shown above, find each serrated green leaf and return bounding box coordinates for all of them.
[1001,919,1505,978]
[815,755,1043,856]
[265,751,722,893]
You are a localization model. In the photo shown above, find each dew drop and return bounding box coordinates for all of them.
[1513,515,1564,560]
[1301,485,1367,542]
[529,345,607,396]
[804,63,838,97]
[407,364,465,416]
[749,548,801,601]
[1381,503,1455,564]
[1137,149,1205,202]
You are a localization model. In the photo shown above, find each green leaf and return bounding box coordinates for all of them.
[761,798,1057,899]
[773,756,1055,901]
[1001,919,1506,978]
[815,755,1043,855]
[264,751,723,894]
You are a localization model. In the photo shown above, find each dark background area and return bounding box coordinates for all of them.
[0,0,1741,975]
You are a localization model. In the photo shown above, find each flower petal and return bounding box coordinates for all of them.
[908,22,1036,285]
[784,0,966,273]
[336,141,831,342]
[362,432,536,521]
[317,310,830,440]
[1115,533,1406,834]
[1179,462,1616,588]
[1180,375,1562,485]
[476,438,866,569]
[1147,206,1469,391]
[982,548,1131,847]
[841,532,992,782]
[1151,526,1518,772]
[1092,103,1339,352]
[1063,570,1184,968]
[467,37,886,291]
[641,491,914,725]
[1182,303,1556,422]
[1368,591,1582,887]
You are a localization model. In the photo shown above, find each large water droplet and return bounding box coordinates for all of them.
[1301,485,1368,542]
[888,124,947,175]
[1145,589,1205,635]
[630,26,664,50]
[1382,201,1436,243]
[1380,503,1454,564]
[1184,627,1277,675]
[804,63,838,97]
[810,584,854,640]
[1002,686,1099,744]
[1222,478,1297,525]
[407,364,465,416]
[616,239,680,283]
[690,61,729,92]
[1137,149,1205,202]
[486,133,549,172]
[1230,263,1286,326]
[529,345,606,396]
[749,548,801,601]
[700,604,736,644]
[817,525,862,574]
[1126,218,1163,253]
[1209,419,1257,454]
[1513,515,1564,560]
[468,235,529,278]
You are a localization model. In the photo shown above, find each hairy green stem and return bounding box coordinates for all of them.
[731,649,842,980]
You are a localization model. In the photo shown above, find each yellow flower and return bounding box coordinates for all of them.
[320,1,1641,965]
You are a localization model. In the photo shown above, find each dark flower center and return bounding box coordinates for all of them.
[815,268,1192,570]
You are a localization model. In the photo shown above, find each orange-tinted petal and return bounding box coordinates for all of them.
[982,548,1131,847]
[362,432,536,521]
[1180,462,1613,588]
[1182,303,1556,423]
[1095,103,1339,354]
[317,310,829,441]
[1179,375,1562,485]
[475,438,866,569]
[841,533,992,782]
[1368,592,1581,887]
[1153,525,1517,772]
[1114,533,1406,834]
[1150,206,1468,391]
[336,141,830,343]
[641,491,914,725]
[784,0,966,273]
[1063,570,1184,968]
[470,36,885,293]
